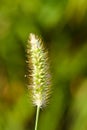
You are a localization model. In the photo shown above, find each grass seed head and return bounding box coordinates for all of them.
[27,33,51,108]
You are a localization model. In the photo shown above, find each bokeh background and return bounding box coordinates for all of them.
[0,0,87,130]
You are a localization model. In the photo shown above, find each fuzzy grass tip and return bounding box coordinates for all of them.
[27,33,51,108]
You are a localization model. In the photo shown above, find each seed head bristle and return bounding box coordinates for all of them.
[27,33,51,108]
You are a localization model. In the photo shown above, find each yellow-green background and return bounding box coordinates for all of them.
[0,0,87,130]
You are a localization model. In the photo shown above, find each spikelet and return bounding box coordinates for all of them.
[27,33,51,108]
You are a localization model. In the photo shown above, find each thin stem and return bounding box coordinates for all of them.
[35,106,40,130]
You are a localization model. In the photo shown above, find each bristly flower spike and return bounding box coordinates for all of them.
[27,33,51,130]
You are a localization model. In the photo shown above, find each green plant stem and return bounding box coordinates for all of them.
[35,106,40,130]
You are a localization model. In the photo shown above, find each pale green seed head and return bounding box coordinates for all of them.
[27,33,51,108]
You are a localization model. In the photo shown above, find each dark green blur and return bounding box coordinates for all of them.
[0,0,87,130]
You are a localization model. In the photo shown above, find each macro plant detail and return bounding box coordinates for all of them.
[26,33,51,130]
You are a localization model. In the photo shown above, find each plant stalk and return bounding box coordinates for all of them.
[35,106,40,130]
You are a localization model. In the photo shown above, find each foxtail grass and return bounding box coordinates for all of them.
[26,33,51,130]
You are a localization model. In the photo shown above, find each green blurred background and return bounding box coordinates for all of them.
[0,0,87,130]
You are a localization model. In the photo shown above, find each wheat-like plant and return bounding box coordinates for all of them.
[26,33,51,130]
